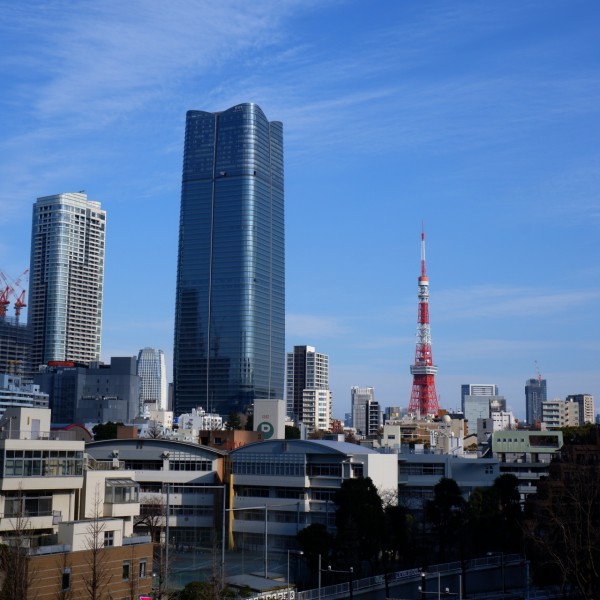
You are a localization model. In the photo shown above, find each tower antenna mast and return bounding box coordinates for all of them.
[408,227,439,416]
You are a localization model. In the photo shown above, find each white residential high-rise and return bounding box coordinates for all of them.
[286,345,330,431]
[137,347,168,410]
[28,192,106,368]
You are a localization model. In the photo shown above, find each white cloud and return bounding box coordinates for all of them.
[436,284,600,320]
[286,313,347,337]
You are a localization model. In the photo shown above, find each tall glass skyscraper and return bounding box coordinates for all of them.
[173,103,284,417]
[29,192,106,368]
[525,378,547,425]
[137,347,168,411]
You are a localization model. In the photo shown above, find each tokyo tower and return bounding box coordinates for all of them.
[408,228,439,416]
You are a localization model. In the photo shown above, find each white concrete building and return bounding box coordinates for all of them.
[302,388,332,433]
[0,373,49,418]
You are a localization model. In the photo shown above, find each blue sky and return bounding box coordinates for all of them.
[1,1,599,420]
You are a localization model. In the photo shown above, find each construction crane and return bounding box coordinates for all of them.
[0,285,10,318]
[535,360,542,383]
[0,269,29,320]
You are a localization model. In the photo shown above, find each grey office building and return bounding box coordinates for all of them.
[173,104,284,417]
[35,357,140,424]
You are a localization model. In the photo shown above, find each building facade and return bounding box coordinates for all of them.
[351,386,381,436]
[173,103,284,418]
[566,393,594,425]
[137,347,168,411]
[0,374,48,418]
[492,429,563,502]
[28,193,106,369]
[35,357,140,425]
[461,383,498,413]
[301,388,332,433]
[463,395,506,435]
[0,316,31,377]
[228,439,397,552]
[525,378,547,425]
[542,398,580,428]
[0,407,152,600]
[286,345,329,425]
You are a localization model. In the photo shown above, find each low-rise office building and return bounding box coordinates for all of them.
[397,452,499,510]
[492,429,563,502]
[228,439,398,551]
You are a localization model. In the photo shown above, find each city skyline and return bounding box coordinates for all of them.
[1,2,599,419]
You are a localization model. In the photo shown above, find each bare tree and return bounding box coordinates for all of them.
[144,422,163,439]
[525,449,600,598]
[0,490,36,600]
[55,553,72,600]
[125,545,139,600]
[81,487,112,600]
[135,494,167,598]
[135,495,165,545]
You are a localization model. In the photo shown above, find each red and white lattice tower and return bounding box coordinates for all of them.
[408,228,439,416]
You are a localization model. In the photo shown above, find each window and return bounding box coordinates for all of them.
[139,560,147,579]
[61,569,71,591]
[104,531,114,547]
[122,561,130,580]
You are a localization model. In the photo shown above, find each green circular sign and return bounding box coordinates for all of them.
[257,421,275,439]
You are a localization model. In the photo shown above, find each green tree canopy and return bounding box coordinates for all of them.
[91,421,122,441]
[334,476,385,572]
[425,477,467,562]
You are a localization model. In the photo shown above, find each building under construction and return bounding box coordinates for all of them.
[0,315,31,377]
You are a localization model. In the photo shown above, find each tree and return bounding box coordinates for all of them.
[425,477,467,562]
[333,477,385,573]
[297,523,335,569]
[0,492,34,600]
[177,580,235,600]
[525,428,600,598]
[81,488,112,600]
[144,421,163,439]
[92,421,123,441]
[224,412,242,431]
[285,426,300,439]
[467,474,523,556]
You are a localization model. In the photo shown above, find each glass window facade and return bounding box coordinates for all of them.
[173,103,284,417]
[1,449,83,477]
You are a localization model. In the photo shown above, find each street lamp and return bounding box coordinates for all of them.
[287,549,303,587]
[327,565,354,600]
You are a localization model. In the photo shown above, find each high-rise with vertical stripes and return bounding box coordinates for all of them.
[28,192,106,368]
[137,347,168,411]
[173,103,284,417]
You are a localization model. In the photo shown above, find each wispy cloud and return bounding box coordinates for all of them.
[436,284,600,320]
[286,313,348,337]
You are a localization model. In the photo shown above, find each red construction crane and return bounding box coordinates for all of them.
[0,269,28,320]
[408,227,439,416]
[0,285,11,318]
